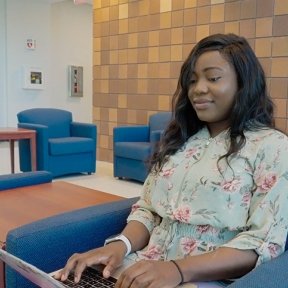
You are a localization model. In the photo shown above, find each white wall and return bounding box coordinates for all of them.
[0,0,7,126]
[50,1,92,119]
[2,0,92,127]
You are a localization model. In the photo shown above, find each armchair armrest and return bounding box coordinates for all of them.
[227,251,288,287]
[5,197,138,287]
[18,123,48,140]
[70,122,97,139]
[114,126,150,142]
[150,130,164,143]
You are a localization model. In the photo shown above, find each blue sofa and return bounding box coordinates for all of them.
[5,196,288,288]
[17,108,97,178]
[0,171,52,191]
[113,112,172,182]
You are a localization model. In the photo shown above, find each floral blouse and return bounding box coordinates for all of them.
[127,127,288,266]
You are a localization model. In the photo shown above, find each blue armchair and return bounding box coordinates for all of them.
[5,197,288,288]
[17,108,97,178]
[113,112,172,182]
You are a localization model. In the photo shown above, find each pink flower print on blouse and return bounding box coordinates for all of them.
[257,172,278,193]
[268,243,281,258]
[196,225,218,235]
[172,205,191,223]
[241,192,251,206]
[221,178,241,193]
[180,237,197,255]
[140,244,163,260]
[185,147,198,158]
[131,204,140,213]
[167,182,173,190]
[159,167,175,178]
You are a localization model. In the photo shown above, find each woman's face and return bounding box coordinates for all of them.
[188,50,238,136]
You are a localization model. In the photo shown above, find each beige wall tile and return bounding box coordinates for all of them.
[160,12,172,29]
[274,99,287,118]
[197,6,211,25]
[196,25,210,42]
[158,95,171,111]
[172,10,184,27]
[138,0,149,16]
[184,8,197,26]
[160,0,172,13]
[275,118,286,133]
[159,46,171,62]
[274,0,288,15]
[149,31,160,46]
[211,4,224,23]
[270,78,288,99]
[240,0,256,20]
[119,3,128,19]
[150,1,160,14]
[109,108,118,122]
[225,2,240,21]
[99,134,109,148]
[138,64,148,78]
[127,48,138,64]
[171,45,183,61]
[255,38,272,57]
[256,17,273,37]
[224,21,239,35]
[171,28,183,44]
[272,37,288,57]
[273,15,288,36]
[240,19,256,39]
[148,47,160,62]
[119,19,128,34]
[93,38,101,51]
[118,94,127,108]
[271,58,288,77]
[137,79,148,94]
[127,109,137,124]
[184,0,197,8]
[211,0,224,4]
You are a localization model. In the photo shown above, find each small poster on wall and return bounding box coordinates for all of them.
[23,66,44,90]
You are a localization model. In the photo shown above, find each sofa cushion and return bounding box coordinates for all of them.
[114,142,152,161]
[0,171,53,191]
[49,137,94,156]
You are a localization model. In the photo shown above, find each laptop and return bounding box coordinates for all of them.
[0,248,225,288]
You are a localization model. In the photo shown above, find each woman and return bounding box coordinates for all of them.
[56,34,288,287]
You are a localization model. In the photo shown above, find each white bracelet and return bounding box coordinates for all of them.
[104,234,132,257]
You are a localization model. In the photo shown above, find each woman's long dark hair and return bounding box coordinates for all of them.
[149,33,274,173]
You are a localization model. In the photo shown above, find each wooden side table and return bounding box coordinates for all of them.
[0,128,37,173]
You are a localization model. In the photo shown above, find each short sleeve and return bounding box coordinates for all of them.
[127,173,161,233]
[222,132,288,265]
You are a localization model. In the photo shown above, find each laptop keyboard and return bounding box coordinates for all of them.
[62,267,116,288]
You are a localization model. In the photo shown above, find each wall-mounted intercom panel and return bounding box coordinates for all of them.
[68,65,83,97]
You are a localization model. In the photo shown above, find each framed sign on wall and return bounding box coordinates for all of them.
[23,66,44,90]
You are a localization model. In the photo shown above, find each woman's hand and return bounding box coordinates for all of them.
[54,241,127,283]
[115,260,182,288]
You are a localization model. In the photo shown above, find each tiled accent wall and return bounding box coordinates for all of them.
[93,0,288,162]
